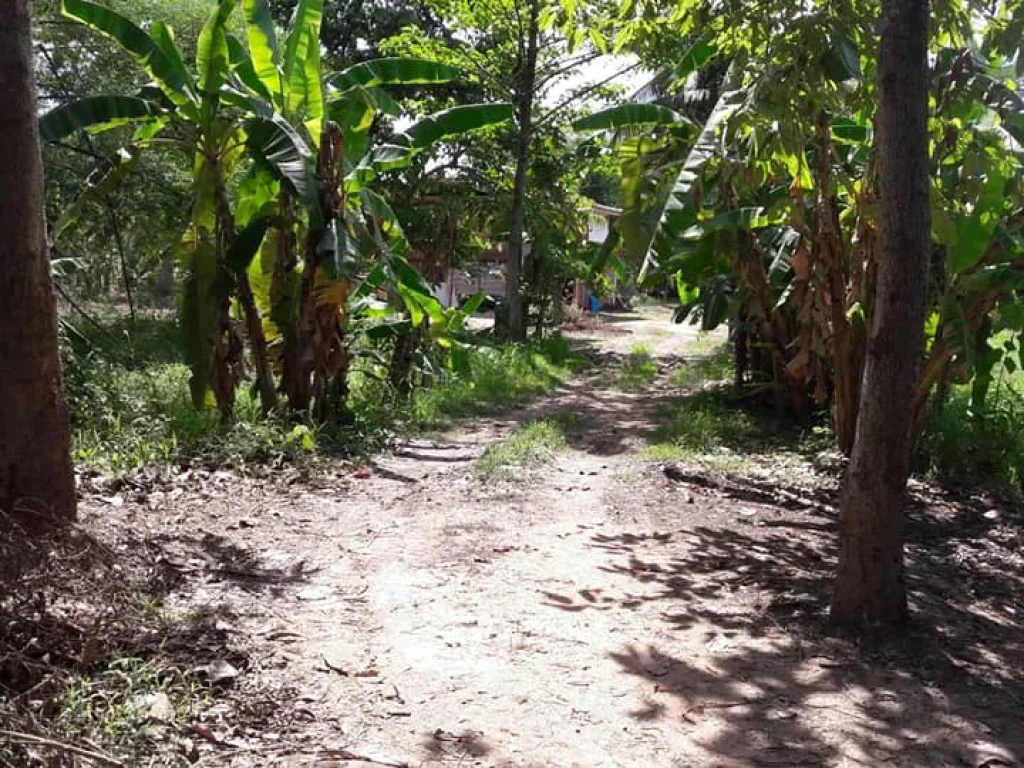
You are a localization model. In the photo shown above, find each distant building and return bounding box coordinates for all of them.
[587,203,621,245]
[429,203,622,309]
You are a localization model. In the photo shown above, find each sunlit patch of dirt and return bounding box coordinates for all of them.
[4,314,1023,767]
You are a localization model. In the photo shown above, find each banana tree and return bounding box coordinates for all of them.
[910,46,1024,442]
[41,0,278,417]
[43,0,513,421]
[230,0,514,416]
[579,20,1024,459]
[574,30,879,448]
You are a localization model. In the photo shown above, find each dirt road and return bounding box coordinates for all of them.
[80,309,1024,767]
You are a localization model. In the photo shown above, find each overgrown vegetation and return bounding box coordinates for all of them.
[62,313,582,471]
[413,336,583,424]
[36,0,1024,500]
[577,0,1024,488]
[923,380,1024,495]
[5,0,1024,762]
[648,339,1024,497]
[640,389,828,471]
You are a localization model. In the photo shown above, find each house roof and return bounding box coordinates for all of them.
[589,202,623,219]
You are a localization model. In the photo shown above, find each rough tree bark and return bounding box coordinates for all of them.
[830,0,931,630]
[0,0,77,523]
[504,0,540,341]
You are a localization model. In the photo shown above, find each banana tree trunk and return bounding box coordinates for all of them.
[390,321,425,397]
[273,190,307,412]
[215,183,277,415]
[298,123,348,420]
[843,152,878,451]
[815,115,859,455]
[237,274,277,414]
[723,183,805,417]
[211,295,239,421]
[910,283,1001,445]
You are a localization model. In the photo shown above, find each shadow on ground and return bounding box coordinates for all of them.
[541,473,1024,766]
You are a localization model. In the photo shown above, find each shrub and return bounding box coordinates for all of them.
[922,382,1024,496]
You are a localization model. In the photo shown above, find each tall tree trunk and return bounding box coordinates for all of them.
[830,0,931,631]
[0,0,77,524]
[505,0,540,341]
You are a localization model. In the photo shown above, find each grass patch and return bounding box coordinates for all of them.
[411,335,585,425]
[641,334,785,466]
[63,315,292,471]
[646,393,763,457]
[475,418,568,479]
[66,356,318,472]
[671,339,733,389]
[922,382,1024,496]
[609,343,658,391]
[642,391,820,468]
[62,312,584,472]
[64,311,182,368]
[53,657,210,760]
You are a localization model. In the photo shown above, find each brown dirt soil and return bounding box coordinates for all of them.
[5,310,1024,767]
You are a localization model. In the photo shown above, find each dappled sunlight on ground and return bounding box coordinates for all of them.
[6,309,1022,766]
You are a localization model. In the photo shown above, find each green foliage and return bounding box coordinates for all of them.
[268,0,453,68]
[63,316,304,470]
[44,0,1024,502]
[398,103,516,149]
[923,381,1024,497]
[46,0,516,418]
[573,103,689,132]
[62,311,582,470]
[412,336,583,424]
[39,95,165,142]
[65,312,182,367]
[34,0,206,303]
[609,342,658,391]
[670,340,732,388]
[577,0,1024,466]
[66,357,295,471]
[60,0,198,106]
[381,0,622,328]
[475,418,568,479]
[328,57,460,89]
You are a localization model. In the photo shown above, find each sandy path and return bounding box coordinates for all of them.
[266,378,743,768]
[84,310,1024,767]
